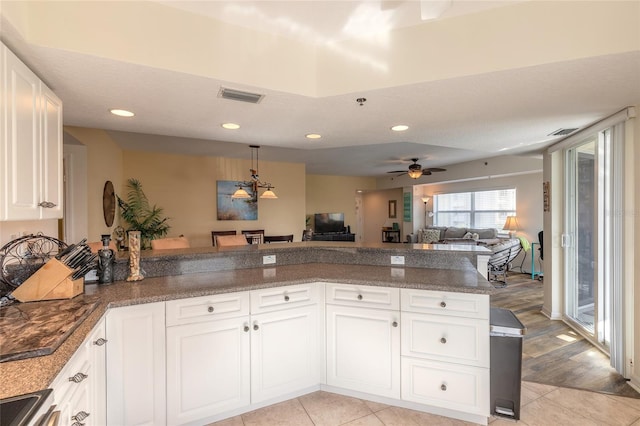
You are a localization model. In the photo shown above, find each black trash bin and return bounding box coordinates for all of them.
[490,307,526,420]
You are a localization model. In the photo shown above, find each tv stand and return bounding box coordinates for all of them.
[311,233,355,242]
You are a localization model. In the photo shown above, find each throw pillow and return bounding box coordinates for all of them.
[421,229,441,244]
[463,232,479,240]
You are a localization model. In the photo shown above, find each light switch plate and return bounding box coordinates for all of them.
[390,255,405,265]
[263,255,276,265]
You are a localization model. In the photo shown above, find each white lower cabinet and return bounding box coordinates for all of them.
[251,304,319,403]
[106,302,166,426]
[51,316,106,426]
[166,316,250,425]
[325,284,400,399]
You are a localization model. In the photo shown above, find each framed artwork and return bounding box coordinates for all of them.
[388,200,397,218]
[217,181,257,220]
[403,192,412,221]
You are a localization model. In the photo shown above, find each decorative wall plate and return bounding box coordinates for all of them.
[103,181,115,227]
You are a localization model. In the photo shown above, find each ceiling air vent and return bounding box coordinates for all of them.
[549,128,578,136]
[218,87,264,104]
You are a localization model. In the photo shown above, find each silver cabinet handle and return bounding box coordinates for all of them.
[71,411,90,422]
[208,306,214,313]
[440,301,447,308]
[357,294,363,300]
[38,201,57,208]
[441,384,447,391]
[94,338,107,346]
[253,323,259,331]
[69,372,88,383]
[244,325,250,332]
[392,321,398,327]
[284,295,290,301]
[440,337,447,344]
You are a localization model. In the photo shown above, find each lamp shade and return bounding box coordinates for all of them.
[260,188,278,199]
[408,169,423,179]
[503,215,519,232]
[232,187,250,199]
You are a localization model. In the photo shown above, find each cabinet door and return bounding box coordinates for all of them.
[1,44,40,220]
[106,302,165,426]
[166,316,250,425]
[326,304,400,398]
[251,304,319,403]
[86,317,107,426]
[39,84,63,219]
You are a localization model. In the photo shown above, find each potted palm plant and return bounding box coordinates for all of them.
[117,178,170,249]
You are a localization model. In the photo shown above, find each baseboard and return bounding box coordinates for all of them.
[540,306,562,320]
[629,374,640,393]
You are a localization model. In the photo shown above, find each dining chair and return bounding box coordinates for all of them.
[241,229,264,244]
[264,234,294,243]
[215,234,250,247]
[151,236,190,250]
[211,230,237,246]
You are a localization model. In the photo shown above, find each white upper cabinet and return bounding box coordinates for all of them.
[1,42,63,221]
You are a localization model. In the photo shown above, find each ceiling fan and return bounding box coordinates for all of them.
[387,158,447,179]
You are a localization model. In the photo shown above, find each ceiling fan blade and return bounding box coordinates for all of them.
[424,167,447,172]
[421,170,432,176]
[387,170,407,174]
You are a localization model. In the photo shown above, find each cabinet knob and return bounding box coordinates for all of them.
[284,295,290,302]
[441,384,447,391]
[392,321,398,328]
[253,323,259,331]
[69,372,88,383]
[244,325,250,332]
[71,411,90,422]
[440,337,447,344]
[440,301,447,308]
[357,294,363,300]
[38,201,57,208]
[208,306,214,313]
[93,338,107,346]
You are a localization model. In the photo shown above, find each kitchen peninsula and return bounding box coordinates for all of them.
[0,242,494,425]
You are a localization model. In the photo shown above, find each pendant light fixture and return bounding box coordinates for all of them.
[232,145,278,199]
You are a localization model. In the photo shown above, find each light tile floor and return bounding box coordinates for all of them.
[210,382,640,426]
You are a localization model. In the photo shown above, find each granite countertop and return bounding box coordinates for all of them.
[0,261,493,399]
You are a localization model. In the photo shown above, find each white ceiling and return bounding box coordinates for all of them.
[2,1,639,177]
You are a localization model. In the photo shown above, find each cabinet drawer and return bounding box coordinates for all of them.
[401,312,489,367]
[250,283,319,313]
[401,357,489,416]
[401,289,489,319]
[167,292,249,326]
[51,350,91,406]
[326,283,399,310]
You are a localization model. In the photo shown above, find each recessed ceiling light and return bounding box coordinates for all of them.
[306,133,322,139]
[391,125,409,132]
[221,123,240,130]
[110,109,135,117]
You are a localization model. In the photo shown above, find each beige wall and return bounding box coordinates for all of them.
[362,188,404,244]
[122,150,305,247]
[305,175,376,236]
[64,127,124,243]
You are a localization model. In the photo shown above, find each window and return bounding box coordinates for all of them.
[434,189,516,230]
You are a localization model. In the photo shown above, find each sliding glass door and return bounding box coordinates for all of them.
[564,125,624,369]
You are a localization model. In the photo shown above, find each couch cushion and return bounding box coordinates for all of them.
[444,227,467,239]
[420,229,441,244]
[426,226,447,240]
[469,228,498,239]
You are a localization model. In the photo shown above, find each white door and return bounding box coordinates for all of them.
[251,304,319,403]
[326,304,400,398]
[166,317,250,424]
[106,302,166,426]
[1,44,40,220]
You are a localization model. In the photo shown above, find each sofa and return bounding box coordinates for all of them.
[411,226,522,286]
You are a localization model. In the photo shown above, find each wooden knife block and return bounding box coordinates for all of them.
[11,258,84,302]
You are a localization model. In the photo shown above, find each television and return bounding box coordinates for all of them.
[314,213,345,234]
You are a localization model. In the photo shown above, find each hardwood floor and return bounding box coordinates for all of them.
[491,273,640,399]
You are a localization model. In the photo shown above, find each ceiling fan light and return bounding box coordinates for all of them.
[408,169,423,179]
[232,187,250,199]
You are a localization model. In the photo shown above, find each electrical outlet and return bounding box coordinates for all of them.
[263,268,276,278]
[390,255,405,265]
[263,255,276,265]
[391,268,405,278]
